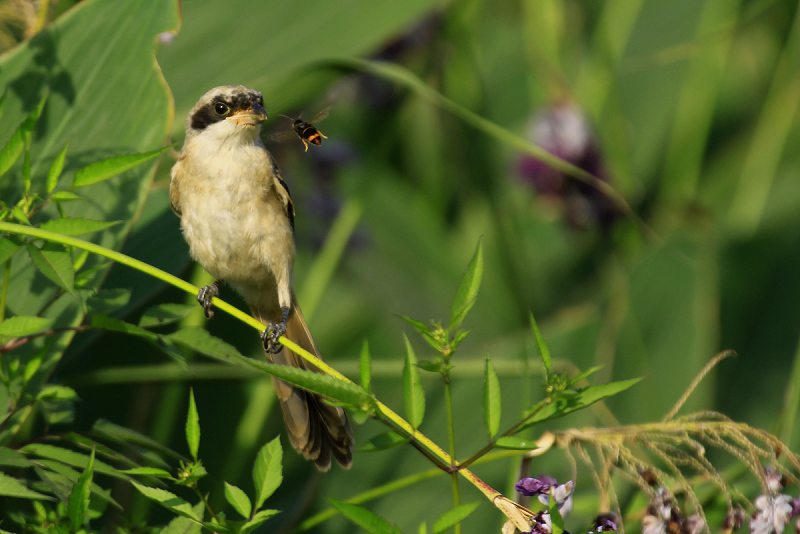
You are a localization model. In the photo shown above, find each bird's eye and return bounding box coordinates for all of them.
[214,102,230,115]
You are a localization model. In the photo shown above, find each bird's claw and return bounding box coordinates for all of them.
[261,321,287,354]
[197,281,221,319]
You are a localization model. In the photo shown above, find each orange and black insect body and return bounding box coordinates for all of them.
[270,108,330,151]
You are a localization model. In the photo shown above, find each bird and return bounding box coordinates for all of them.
[169,85,353,470]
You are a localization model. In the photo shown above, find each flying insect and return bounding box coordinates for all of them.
[269,108,330,151]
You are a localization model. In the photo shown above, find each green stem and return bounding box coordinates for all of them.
[444,378,462,534]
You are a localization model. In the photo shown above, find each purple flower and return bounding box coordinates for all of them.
[589,513,619,533]
[538,480,575,518]
[516,477,552,497]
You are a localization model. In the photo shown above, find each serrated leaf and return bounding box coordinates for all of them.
[72,146,171,188]
[0,91,47,179]
[50,191,83,202]
[86,288,131,313]
[186,389,200,461]
[242,509,281,531]
[39,217,121,236]
[398,315,441,351]
[0,315,52,337]
[0,472,54,500]
[432,502,480,534]
[91,314,158,341]
[0,447,32,467]
[329,499,396,534]
[520,377,643,431]
[20,443,127,480]
[139,303,195,328]
[530,313,551,377]
[494,436,538,450]
[92,419,180,464]
[37,385,78,401]
[484,355,501,438]
[46,141,70,193]
[122,467,173,478]
[0,237,21,264]
[168,326,245,361]
[253,436,282,509]
[26,243,75,292]
[450,239,483,332]
[360,340,372,393]
[224,482,252,518]
[403,334,425,429]
[358,431,409,452]
[131,481,201,521]
[246,358,369,407]
[160,500,205,534]
[68,447,94,531]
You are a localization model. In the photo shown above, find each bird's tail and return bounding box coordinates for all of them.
[251,295,353,471]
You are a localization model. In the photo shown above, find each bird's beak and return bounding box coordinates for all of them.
[230,103,267,126]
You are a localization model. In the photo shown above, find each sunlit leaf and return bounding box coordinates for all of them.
[403,334,425,429]
[122,467,173,479]
[253,436,282,509]
[358,431,409,452]
[0,91,47,179]
[0,472,53,500]
[72,146,171,188]
[0,315,52,337]
[131,481,201,521]
[530,313,551,377]
[26,243,74,292]
[432,502,480,534]
[20,444,127,480]
[495,437,538,450]
[450,239,483,332]
[46,141,70,193]
[186,389,200,461]
[39,217,120,236]
[224,481,252,518]
[484,354,501,438]
[68,447,94,531]
[37,385,78,402]
[360,340,372,393]
[329,499,396,534]
[0,237,21,264]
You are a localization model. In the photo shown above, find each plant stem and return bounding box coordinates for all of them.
[444,378,462,534]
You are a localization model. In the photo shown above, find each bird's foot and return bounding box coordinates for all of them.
[197,280,222,319]
[261,307,290,354]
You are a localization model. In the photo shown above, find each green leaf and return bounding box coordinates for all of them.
[20,443,127,480]
[0,237,21,264]
[168,326,245,361]
[329,499,396,534]
[398,315,441,351]
[131,481,201,521]
[0,315,52,337]
[26,243,75,292]
[86,288,132,314]
[549,493,564,534]
[0,447,32,467]
[139,303,195,328]
[122,467,173,479]
[0,472,54,500]
[403,334,425,429]
[0,91,47,179]
[50,191,83,202]
[530,313,551,377]
[360,340,372,393]
[242,509,281,531]
[568,365,604,386]
[160,500,205,534]
[483,355,501,438]
[253,436,282,509]
[39,217,121,236]
[186,389,200,461]
[450,239,483,332]
[46,141,70,193]
[37,385,78,401]
[432,502,480,534]
[93,419,181,464]
[520,377,643,431]
[358,431,409,452]
[91,314,158,341]
[246,358,369,407]
[72,146,171,188]
[224,481,252,518]
[68,447,94,531]
[494,436,538,450]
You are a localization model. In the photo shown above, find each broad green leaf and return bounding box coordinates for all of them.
[0,472,54,500]
[432,502,480,534]
[39,217,121,236]
[329,499,396,534]
[358,431,409,452]
[0,315,52,337]
[37,385,78,401]
[450,239,483,332]
[168,327,245,361]
[131,481,201,521]
[360,340,372,393]
[186,389,200,461]
[26,243,75,292]
[484,354,501,438]
[224,482,252,518]
[161,500,205,534]
[0,447,32,467]
[139,303,195,328]
[0,237,21,264]
[530,313,551,377]
[520,377,643,431]
[35,458,120,510]
[86,288,132,314]
[122,467,173,479]
[253,436,282,509]
[246,358,368,407]
[46,141,70,193]
[403,334,425,429]
[20,443,127,480]
[68,447,94,531]
[0,91,47,179]
[72,146,171,188]
[494,437,538,450]
[242,509,281,531]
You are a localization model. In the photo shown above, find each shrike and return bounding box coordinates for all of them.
[170,85,353,470]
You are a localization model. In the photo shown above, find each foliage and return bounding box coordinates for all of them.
[1,0,800,533]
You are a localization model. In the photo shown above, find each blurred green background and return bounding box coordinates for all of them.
[2,0,800,531]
